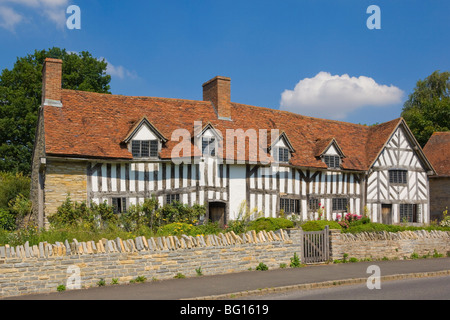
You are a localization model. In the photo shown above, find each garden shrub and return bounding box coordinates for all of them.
[300,220,341,231]
[247,217,294,232]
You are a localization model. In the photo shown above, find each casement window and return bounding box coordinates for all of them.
[308,198,320,211]
[280,198,300,214]
[389,169,407,184]
[399,204,419,223]
[166,194,181,205]
[275,147,289,163]
[323,155,340,169]
[202,137,216,157]
[112,197,127,214]
[332,198,348,211]
[132,140,158,158]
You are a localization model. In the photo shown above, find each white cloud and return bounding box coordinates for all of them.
[0,0,69,30]
[280,72,404,120]
[0,6,23,31]
[104,59,138,80]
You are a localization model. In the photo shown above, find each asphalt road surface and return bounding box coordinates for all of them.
[240,275,450,300]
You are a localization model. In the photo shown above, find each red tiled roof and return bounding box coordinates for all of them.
[423,132,450,176]
[43,89,402,171]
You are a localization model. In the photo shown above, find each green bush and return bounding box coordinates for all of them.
[0,208,16,231]
[300,220,341,231]
[157,222,197,236]
[247,217,294,232]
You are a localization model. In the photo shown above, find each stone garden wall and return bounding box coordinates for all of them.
[330,229,450,261]
[0,229,300,298]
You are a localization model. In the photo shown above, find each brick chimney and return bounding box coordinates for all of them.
[42,58,63,107]
[202,76,232,120]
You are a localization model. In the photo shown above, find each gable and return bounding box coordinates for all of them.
[371,123,434,173]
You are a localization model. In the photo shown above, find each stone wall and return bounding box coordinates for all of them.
[0,229,300,298]
[330,229,450,261]
[44,160,87,227]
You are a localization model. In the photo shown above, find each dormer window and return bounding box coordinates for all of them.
[323,155,340,169]
[270,131,295,164]
[123,117,168,159]
[276,147,290,163]
[202,137,216,157]
[132,140,158,158]
[315,137,345,170]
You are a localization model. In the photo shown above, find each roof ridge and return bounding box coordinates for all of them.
[61,88,212,104]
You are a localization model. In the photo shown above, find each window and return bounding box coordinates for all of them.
[400,204,418,223]
[280,198,300,214]
[323,155,340,169]
[389,170,407,184]
[132,140,158,158]
[202,137,216,157]
[332,198,348,211]
[112,197,127,214]
[308,198,320,211]
[275,147,289,163]
[166,194,180,205]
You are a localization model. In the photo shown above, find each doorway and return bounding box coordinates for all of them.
[381,204,392,225]
[208,202,226,227]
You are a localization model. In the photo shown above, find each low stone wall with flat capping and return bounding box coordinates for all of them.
[0,229,301,298]
[330,229,450,261]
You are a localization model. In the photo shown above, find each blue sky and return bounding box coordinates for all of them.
[0,0,449,125]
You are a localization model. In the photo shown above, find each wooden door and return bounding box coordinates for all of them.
[209,202,226,227]
[381,204,392,225]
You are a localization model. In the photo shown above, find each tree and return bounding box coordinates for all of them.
[401,70,450,147]
[0,47,111,174]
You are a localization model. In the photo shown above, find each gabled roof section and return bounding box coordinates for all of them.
[123,116,168,143]
[268,131,295,153]
[423,132,450,176]
[196,122,223,140]
[367,118,435,174]
[314,137,346,158]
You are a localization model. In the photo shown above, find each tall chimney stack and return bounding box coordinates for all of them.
[42,58,63,107]
[202,76,232,120]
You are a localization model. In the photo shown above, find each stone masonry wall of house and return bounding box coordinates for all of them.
[329,229,450,261]
[0,229,299,298]
[44,160,87,226]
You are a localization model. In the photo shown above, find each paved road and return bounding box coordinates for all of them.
[5,257,449,300]
[240,275,450,300]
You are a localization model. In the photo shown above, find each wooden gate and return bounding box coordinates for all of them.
[302,226,330,264]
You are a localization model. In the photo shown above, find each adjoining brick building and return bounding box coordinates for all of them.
[423,132,450,222]
[31,58,436,229]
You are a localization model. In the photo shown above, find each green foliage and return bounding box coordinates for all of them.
[97,278,106,287]
[174,273,185,279]
[0,48,111,174]
[256,262,268,271]
[401,70,450,147]
[0,208,16,231]
[247,217,294,232]
[134,276,147,283]
[0,172,30,211]
[300,220,342,231]
[342,222,450,234]
[111,278,119,285]
[226,200,261,234]
[290,252,302,268]
[157,222,197,236]
[56,284,66,292]
[195,266,203,276]
[47,196,118,232]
